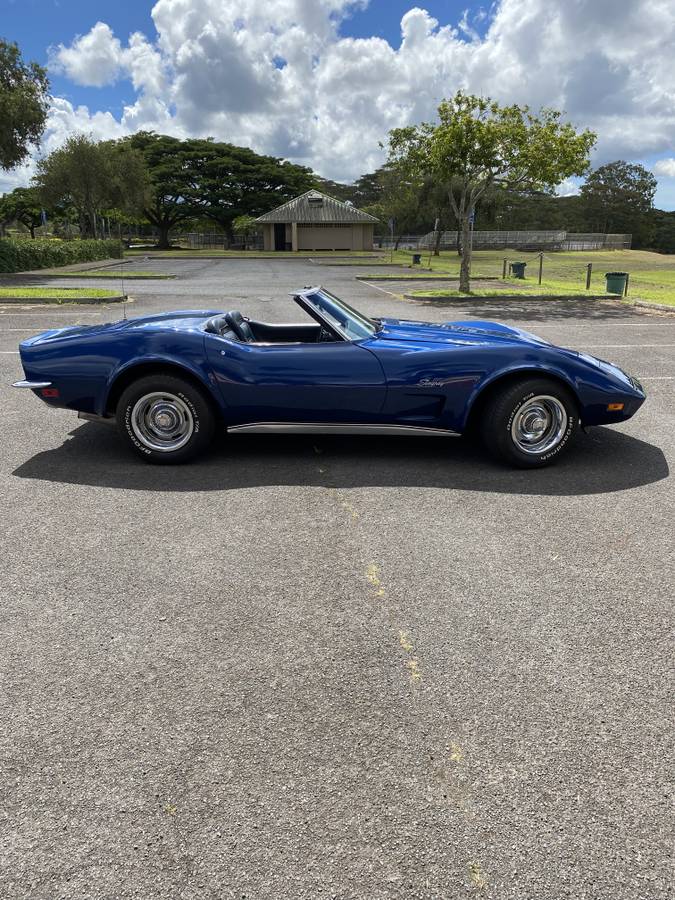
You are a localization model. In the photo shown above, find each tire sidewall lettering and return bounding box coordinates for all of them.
[177,391,200,433]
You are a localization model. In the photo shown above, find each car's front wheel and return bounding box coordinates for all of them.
[480,377,578,468]
[116,372,216,463]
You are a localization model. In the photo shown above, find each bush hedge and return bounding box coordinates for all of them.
[0,238,123,273]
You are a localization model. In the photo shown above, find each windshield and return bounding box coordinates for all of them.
[300,288,377,341]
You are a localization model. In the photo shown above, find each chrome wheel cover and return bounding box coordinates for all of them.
[510,395,568,455]
[131,392,194,452]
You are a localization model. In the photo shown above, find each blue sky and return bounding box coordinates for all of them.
[3,0,470,57]
[3,0,154,114]
[2,0,674,208]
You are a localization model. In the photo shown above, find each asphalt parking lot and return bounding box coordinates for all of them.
[1,258,673,899]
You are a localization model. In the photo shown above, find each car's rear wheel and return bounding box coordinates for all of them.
[480,377,578,468]
[116,373,215,463]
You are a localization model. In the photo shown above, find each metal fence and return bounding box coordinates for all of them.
[416,230,632,251]
[373,235,424,250]
[180,232,263,250]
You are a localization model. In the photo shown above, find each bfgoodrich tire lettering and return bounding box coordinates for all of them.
[480,377,578,468]
[116,372,215,464]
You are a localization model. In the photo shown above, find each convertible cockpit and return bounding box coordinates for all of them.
[204,311,329,344]
[204,287,379,345]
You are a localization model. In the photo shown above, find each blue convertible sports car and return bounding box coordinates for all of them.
[13,287,646,468]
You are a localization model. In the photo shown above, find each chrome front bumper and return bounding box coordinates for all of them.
[12,380,52,389]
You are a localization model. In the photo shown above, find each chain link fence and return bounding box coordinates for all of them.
[416,230,631,251]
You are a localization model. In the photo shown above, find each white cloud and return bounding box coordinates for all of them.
[44,97,128,147]
[50,22,123,87]
[9,0,675,197]
[0,98,128,194]
[50,22,167,96]
[653,158,675,178]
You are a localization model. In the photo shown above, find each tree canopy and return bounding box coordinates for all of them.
[123,133,315,248]
[35,134,147,238]
[580,160,657,247]
[0,186,46,238]
[386,92,596,290]
[0,39,50,170]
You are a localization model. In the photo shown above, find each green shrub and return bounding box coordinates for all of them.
[0,238,123,273]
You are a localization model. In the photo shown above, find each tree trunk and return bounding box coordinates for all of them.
[156,223,172,250]
[434,227,442,256]
[456,227,461,256]
[29,224,36,239]
[459,214,472,293]
[80,211,95,238]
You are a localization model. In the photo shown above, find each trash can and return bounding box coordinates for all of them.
[412,253,422,265]
[510,261,527,279]
[605,272,628,295]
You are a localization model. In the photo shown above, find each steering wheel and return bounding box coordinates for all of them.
[318,326,334,343]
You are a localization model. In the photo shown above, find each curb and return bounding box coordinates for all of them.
[34,273,176,280]
[125,253,385,261]
[0,293,127,304]
[357,274,499,282]
[628,299,675,312]
[312,261,401,267]
[404,293,620,303]
[6,258,131,276]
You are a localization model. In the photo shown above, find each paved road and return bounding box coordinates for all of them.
[1,259,673,899]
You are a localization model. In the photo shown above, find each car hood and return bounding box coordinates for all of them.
[374,317,551,347]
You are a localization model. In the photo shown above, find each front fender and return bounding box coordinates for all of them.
[460,361,581,430]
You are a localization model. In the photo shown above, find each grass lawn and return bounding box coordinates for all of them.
[0,287,121,300]
[383,248,675,306]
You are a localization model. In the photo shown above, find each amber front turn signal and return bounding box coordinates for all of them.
[607,402,625,411]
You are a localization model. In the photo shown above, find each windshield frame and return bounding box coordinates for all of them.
[294,287,378,342]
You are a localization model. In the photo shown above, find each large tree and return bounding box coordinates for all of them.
[35,134,147,237]
[124,133,315,248]
[121,133,196,248]
[315,171,384,209]
[183,141,315,233]
[580,160,657,247]
[649,209,675,254]
[0,39,50,170]
[386,92,596,291]
[364,163,436,247]
[0,186,47,238]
